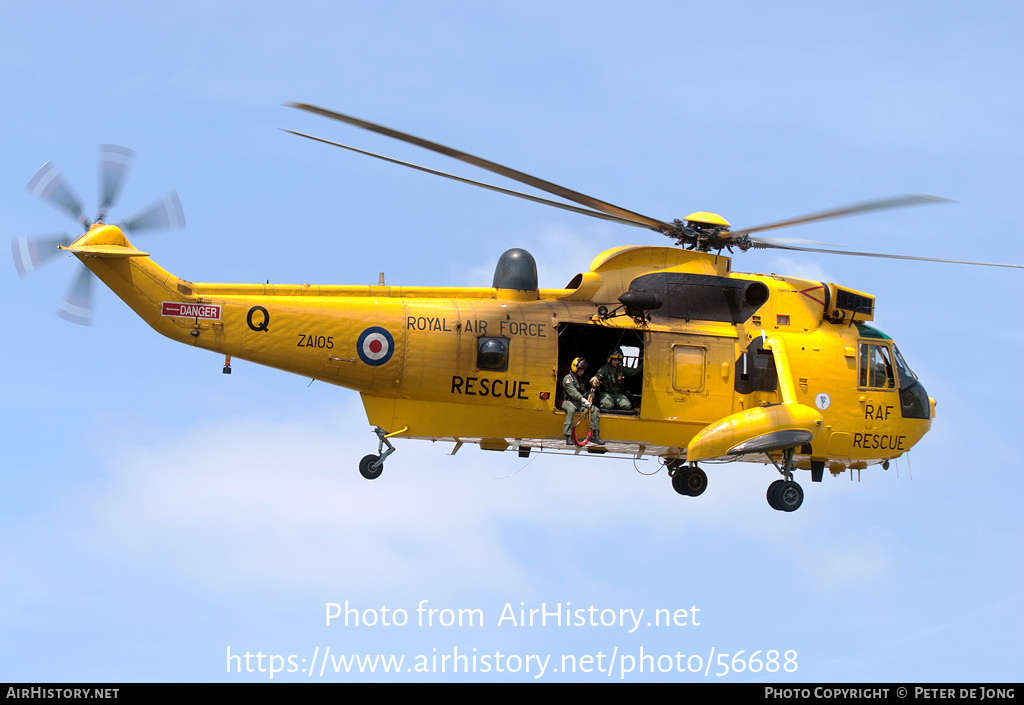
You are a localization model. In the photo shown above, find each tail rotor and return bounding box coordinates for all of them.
[13,145,184,324]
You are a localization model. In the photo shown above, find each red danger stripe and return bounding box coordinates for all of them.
[161,301,222,320]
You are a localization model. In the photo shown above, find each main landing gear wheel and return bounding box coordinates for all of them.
[764,448,805,511]
[767,479,803,512]
[359,454,383,480]
[671,464,708,497]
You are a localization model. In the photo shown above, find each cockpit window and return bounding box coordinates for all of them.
[860,342,896,389]
[892,345,917,383]
[858,338,929,419]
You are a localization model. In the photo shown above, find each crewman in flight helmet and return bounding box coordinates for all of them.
[561,356,603,445]
[592,347,642,413]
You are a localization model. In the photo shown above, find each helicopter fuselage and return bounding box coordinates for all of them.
[68,223,933,480]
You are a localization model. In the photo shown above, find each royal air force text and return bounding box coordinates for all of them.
[407,317,546,338]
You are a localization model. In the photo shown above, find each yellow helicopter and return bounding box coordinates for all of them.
[13,104,1024,512]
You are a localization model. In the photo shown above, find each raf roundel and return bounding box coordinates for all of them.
[357,326,395,366]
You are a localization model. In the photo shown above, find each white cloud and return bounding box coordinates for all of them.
[462,220,624,291]
[58,400,904,604]
[763,254,834,285]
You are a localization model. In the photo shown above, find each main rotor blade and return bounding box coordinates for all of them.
[56,265,94,325]
[119,190,185,233]
[98,144,135,220]
[283,129,653,230]
[758,242,1024,269]
[287,102,672,233]
[11,234,73,276]
[731,195,950,237]
[749,236,838,248]
[27,161,90,229]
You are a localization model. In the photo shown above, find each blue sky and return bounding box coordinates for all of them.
[2,1,1021,683]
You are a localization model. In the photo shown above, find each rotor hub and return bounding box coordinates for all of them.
[666,214,751,253]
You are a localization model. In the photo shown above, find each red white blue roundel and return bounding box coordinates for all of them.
[356,326,395,366]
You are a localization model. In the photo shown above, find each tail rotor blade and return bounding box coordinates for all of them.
[120,190,185,233]
[98,145,135,220]
[56,265,94,325]
[27,161,90,229]
[11,234,73,276]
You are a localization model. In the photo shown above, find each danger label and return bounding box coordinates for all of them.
[161,301,222,320]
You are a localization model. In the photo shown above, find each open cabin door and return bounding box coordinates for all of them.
[556,323,645,414]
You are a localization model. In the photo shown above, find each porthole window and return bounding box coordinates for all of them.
[477,337,509,372]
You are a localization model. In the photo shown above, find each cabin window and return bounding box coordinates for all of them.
[734,339,778,395]
[672,345,706,392]
[750,351,778,392]
[620,345,642,370]
[859,342,896,389]
[477,336,509,372]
